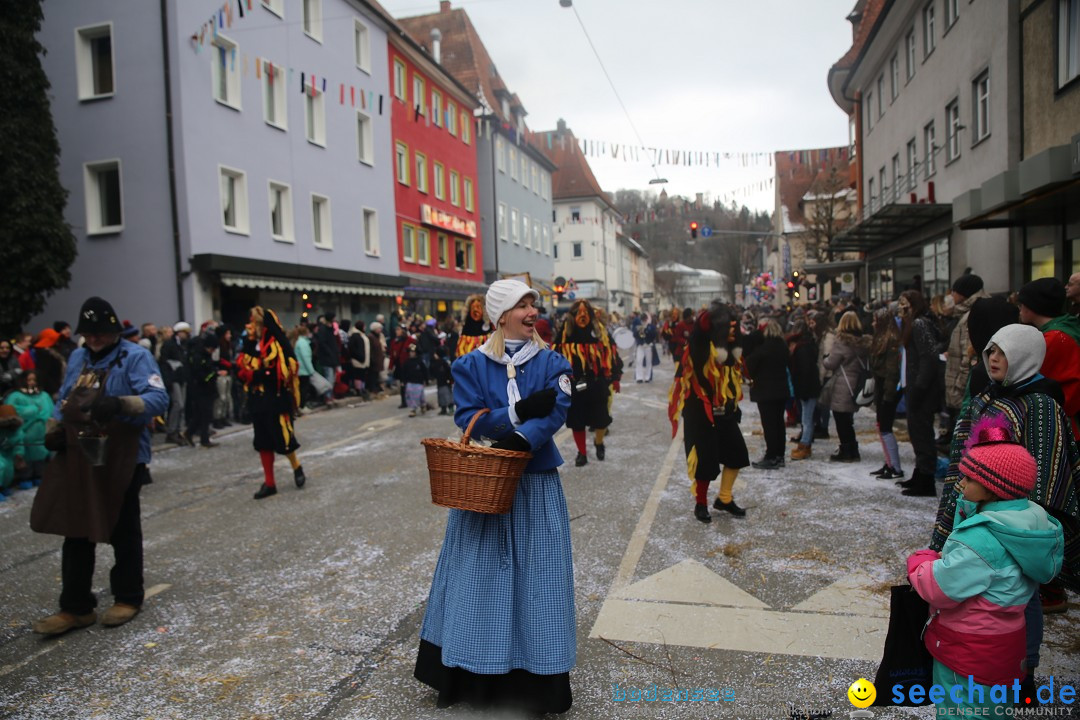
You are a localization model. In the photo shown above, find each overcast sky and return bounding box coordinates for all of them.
[377,0,857,212]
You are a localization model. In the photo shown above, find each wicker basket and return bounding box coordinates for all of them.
[421,409,531,514]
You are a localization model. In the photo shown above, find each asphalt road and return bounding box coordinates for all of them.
[0,355,1076,719]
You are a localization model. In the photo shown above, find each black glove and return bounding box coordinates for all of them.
[88,396,122,424]
[515,388,556,421]
[44,427,66,452]
[492,433,530,452]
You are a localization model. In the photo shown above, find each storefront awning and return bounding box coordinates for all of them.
[957,143,1080,230]
[220,273,400,297]
[831,203,952,251]
[401,275,487,300]
[803,259,865,275]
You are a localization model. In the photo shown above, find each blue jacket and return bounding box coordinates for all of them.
[452,348,573,472]
[54,343,170,465]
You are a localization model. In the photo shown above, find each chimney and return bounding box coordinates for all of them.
[440,0,451,12]
[556,118,567,135]
[430,28,442,64]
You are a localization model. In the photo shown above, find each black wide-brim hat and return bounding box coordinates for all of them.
[76,296,123,334]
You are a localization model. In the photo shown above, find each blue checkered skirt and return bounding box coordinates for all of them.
[419,469,576,675]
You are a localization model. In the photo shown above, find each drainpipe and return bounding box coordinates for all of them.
[489,119,500,279]
[160,0,185,319]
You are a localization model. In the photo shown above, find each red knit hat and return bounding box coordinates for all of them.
[959,415,1037,500]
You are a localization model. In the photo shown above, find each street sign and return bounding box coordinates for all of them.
[701,226,712,237]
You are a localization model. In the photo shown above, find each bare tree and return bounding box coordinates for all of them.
[801,164,853,263]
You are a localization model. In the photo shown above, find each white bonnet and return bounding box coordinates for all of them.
[486,279,539,327]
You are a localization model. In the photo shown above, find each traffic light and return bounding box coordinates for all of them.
[553,276,566,303]
[785,279,796,300]
[689,221,698,239]
[791,271,801,299]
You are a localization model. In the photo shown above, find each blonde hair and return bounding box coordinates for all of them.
[763,319,783,338]
[837,310,862,334]
[484,326,547,357]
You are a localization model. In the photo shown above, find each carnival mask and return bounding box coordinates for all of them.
[469,300,483,322]
[574,303,592,329]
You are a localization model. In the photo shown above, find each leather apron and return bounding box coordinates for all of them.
[31,367,142,543]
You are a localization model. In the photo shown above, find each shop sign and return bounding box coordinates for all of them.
[420,204,477,238]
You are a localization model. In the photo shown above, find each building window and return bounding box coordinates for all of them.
[413,74,426,116]
[554,242,559,259]
[431,90,442,127]
[532,165,540,195]
[510,208,519,244]
[467,241,475,272]
[268,180,293,242]
[866,90,874,130]
[433,162,445,200]
[402,223,416,262]
[905,28,917,82]
[449,170,460,206]
[464,177,474,212]
[906,138,918,191]
[498,203,507,240]
[890,54,900,102]
[438,233,449,268]
[393,59,407,100]
[1060,0,1080,87]
[868,177,876,213]
[462,113,471,144]
[922,236,950,298]
[923,2,936,58]
[303,0,322,41]
[540,172,548,200]
[262,60,286,129]
[356,111,373,164]
[876,74,885,117]
[521,156,529,190]
[972,71,990,143]
[261,0,284,16]
[455,238,466,270]
[395,142,409,185]
[415,152,428,193]
[878,166,887,205]
[924,121,937,178]
[211,34,241,109]
[522,213,530,248]
[354,19,371,72]
[944,0,958,30]
[495,136,505,172]
[570,206,581,222]
[509,147,517,180]
[572,241,583,258]
[218,165,248,234]
[363,208,379,256]
[417,228,430,266]
[84,159,123,234]
[447,102,457,136]
[892,155,901,198]
[311,194,331,248]
[305,87,326,146]
[75,23,114,100]
[543,226,550,255]
[946,98,961,162]
[532,220,540,252]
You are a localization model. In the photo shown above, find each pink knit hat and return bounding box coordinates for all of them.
[959,415,1037,500]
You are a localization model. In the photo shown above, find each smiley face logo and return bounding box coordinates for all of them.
[847,678,876,708]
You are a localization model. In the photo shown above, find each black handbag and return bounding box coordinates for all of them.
[872,584,934,706]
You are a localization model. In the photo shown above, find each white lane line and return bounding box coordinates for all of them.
[604,428,682,597]
[0,642,63,678]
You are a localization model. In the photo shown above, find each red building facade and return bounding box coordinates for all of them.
[388,37,483,312]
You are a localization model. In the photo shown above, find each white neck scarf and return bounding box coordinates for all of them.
[479,339,541,408]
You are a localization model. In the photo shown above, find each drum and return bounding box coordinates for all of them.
[612,326,635,350]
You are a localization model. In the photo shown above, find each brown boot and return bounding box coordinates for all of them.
[32,610,97,636]
[791,442,812,461]
[100,603,140,627]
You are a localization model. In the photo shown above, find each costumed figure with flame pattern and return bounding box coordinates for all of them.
[236,307,307,500]
[555,299,622,466]
[669,302,750,523]
[455,293,490,358]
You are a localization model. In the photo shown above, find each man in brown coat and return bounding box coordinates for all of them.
[943,274,988,441]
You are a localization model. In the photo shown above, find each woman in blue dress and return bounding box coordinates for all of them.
[414,279,576,714]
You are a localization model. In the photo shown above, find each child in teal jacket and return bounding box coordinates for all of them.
[5,371,54,487]
[0,403,26,498]
[908,416,1064,715]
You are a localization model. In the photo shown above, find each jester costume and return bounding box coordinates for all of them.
[236,307,307,499]
[554,300,622,466]
[668,304,750,523]
[456,294,490,358]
